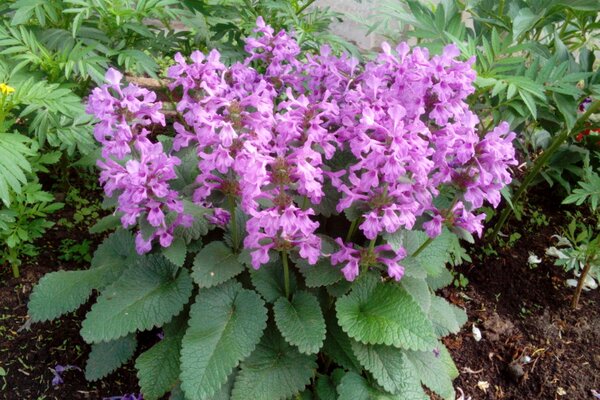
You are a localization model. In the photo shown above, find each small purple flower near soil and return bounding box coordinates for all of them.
[103,394,143,400]
[51,364,81,386]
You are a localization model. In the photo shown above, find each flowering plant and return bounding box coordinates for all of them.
[29,19,516,400]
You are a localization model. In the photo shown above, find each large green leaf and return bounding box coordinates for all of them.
[273,291,326,354]
[351,341,421,395]
[429,295,468,336]
[192,241,245,288]
[323,317,362,372]
[336,274,436,351]
[136,321,184,400]
[85,334,137,381]
[28,230,138,322]
[250,258,297,303]
[315,374,337,400]
[384,229,452,277]
[231,328,317,400]
[296,258,343,287]
[180,281,267,400]
[336,371,427,400]
[405,343,458,400]
[80,255,193,343]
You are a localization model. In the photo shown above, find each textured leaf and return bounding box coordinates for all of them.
[136,330,183,400]
[192,241,244,288]
[351,341,419,395]
[273,291,326,354]
[250,258,297,303]
[405,344,457,400]
[429,296,468,336]
[81,255,193,343]
[28,230,138,322]
[180,282,267,400]
[162,237,187,268]
[336,274,436,351]
[385,229,452,277]
[315,374,337,400]
[231,327,317,400]
[401,276,431,312]
[337,371,427,400]
[323,317,362,372]
[85,334,137,381]
[296,258,343,287]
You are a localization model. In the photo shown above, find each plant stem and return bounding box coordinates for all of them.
[228,195,238,252]
[282,250,290,299]
[346,219,358,242]
[491,100,600,239]
[571,261,592,309]
[412,237,433,258]
[368,237,377,253]
[11,263,19,278]
[296,0,316,15]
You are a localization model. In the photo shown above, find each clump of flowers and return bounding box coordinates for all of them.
[88,17,517,282]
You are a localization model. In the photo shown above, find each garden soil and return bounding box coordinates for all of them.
[0,188,598,400]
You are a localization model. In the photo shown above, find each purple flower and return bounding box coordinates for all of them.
[51,364,81,386]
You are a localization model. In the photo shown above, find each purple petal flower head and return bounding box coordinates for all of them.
[103,394,143,400]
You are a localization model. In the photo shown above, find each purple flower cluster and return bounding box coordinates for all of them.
[89,18,516,281]
[88,69,192,253]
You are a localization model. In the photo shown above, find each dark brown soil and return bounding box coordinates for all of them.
[0,205,140,400]
[0,186,598,400]
[447,190,600,400]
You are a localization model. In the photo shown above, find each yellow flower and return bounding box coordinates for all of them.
[0,83,15,95]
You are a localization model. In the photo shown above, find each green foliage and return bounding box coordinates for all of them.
[136,316,186,400]
[273,291,326,354]
[192,241,245,288]
[180,281,267,400]
[230,327,317,400]
[85,334,138,381]
[80,255,193,343]
[336,274,437,351]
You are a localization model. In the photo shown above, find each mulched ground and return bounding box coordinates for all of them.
[447,190,600,400]
[0,186,598,400]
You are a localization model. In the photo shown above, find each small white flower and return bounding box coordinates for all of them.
[528,252,542,265]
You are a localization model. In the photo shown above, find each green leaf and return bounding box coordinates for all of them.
[429,295,468,336]
[28,230,138,322]
[162,237,187,268]
[336,274,437,351]
[518,90,537,119]
[337,371,427,400]
[296,258,343,287]
[273,291,326,354]
[192,241,244,288]
[250,257,297,303]
[401,276,431,312]
[315,374,337,400]
[323,317,362,372]
[81,255,193,343]
[85,334,137,381]
[351,340,425,396]
[512,8,538,41]
[385,229,452,276]
[136,330,183,400]
[231,327,317,400]
[405,344,457,400]
[180,281,267,400]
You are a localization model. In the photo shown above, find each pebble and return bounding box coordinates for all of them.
[508,362,524,382]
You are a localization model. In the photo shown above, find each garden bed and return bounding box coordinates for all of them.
[1,188,598,400]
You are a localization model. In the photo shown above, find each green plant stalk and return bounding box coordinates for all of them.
[346,219,358,242]
[412,237,433,258]
[228,195,238,252]
[282,249,290,299]
[491,100,600,239]
[571,260,592,309]
[9,248,19,278]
